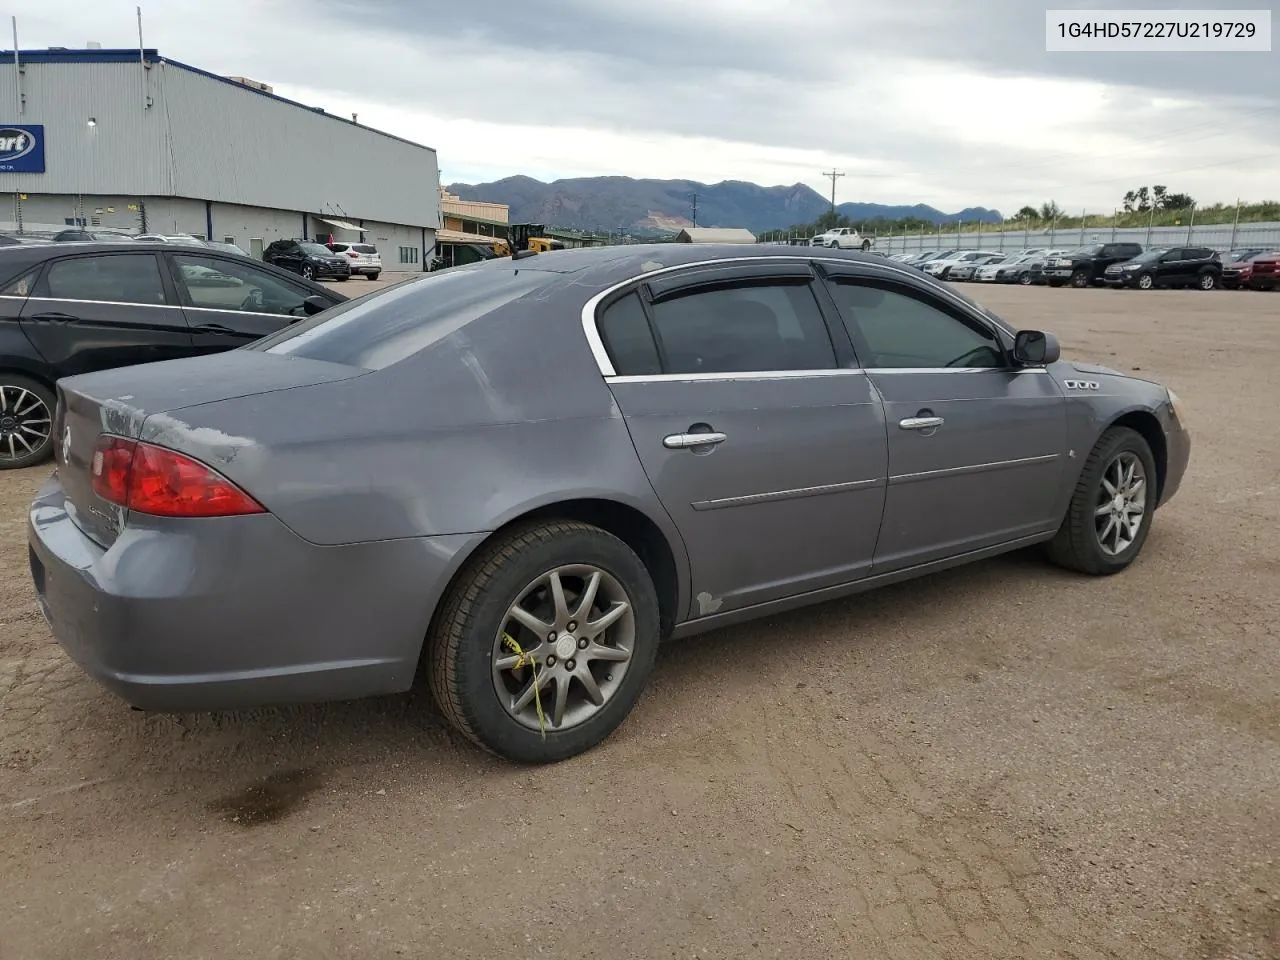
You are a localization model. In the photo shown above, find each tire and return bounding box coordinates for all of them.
[427,520,661,763]
[1197,272,1217,291]
[1018,271,1032,285]
[1046,426,1158,576]
[1136,272,1154,290]
[334,276,349,282]
[1047,280,1063,288]
[1070,268,1090,288]
[0,374,56,470]
[367,272,380,281]
[301,264,315,281]
[828,241,839,249]
[860,239,871,252]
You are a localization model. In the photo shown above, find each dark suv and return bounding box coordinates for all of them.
[1103,247,1222,291]
[0,242,346,468]
[262,240,352,281]
[1044,242,1143,288]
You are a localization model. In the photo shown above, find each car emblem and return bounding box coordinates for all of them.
[1063,379,1100,390]
[61,424,72,465]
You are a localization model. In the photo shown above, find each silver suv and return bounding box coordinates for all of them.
[329,242,382,280]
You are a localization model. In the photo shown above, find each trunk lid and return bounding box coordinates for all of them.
[56,350,364,548]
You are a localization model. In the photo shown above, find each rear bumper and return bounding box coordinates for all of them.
[28,474,480,712]
[351,263,381,275]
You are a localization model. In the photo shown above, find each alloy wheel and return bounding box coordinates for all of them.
[492,565,635,732]
[1094,452,1146,557]
[0,385,52,464]
[302,265,314,280]
[1137,273,1154,290]
[1199,273,1216,290]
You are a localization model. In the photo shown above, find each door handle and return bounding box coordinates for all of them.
[899,416,944,431]
[663,432,727,449]
[191,323,238,335]
[27,312,79,324]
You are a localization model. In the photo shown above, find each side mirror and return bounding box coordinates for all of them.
[302,295,329,316]
[1013,329,1060,365]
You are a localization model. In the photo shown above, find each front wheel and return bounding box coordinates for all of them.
[1197,272,1217,291]
[1136,272,1154,290]
[301,264,315,281]
[1047,426,1158,575]
[367,272,380,281]
[1018,271,1032,285]
[427,520,661,763]
[860,239,871,252]
[0,375,56,469]
[1071,268,1091,288]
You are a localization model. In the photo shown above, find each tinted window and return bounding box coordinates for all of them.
[1187,248,1214,260]
[598,292,660,376]
[43,254,167,305]
[251,263,551,370]
[173,254,313,317]
[827,281,1003,369]
[646,281,836,374]
[0,267,38,296]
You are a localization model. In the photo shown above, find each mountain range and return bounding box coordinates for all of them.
[444,175,1002,234]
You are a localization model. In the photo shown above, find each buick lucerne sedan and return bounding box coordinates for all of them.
[29,245,1191,763]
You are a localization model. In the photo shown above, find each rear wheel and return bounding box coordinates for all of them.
[427,520,660,763]
[1197,272,1217,291]
[860,239,871,252]
[1047,426,1157,575]
[0,375,56,470]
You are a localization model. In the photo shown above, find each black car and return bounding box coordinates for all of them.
[1103,246,1222,291]
[1044,242,1144,288]
[0,242,347,468]
[262,239,352,281]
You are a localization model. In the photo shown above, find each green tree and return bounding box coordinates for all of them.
[1015,205,1038,220]
[1152,185,1168,209]
[1039,201,1063,221]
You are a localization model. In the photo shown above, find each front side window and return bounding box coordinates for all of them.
[827,280,1003,369]
[42,254,167,305]
[646,281,837,374]
[173,254,312,316]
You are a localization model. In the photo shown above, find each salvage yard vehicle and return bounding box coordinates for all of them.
[28,245,1190,764]
[1243,250,1280,290]
[1221,249,1280,290]
[1103,247,1222,290]
[263,239,352,281]
[328,241,382,280]
[811,226,873,251]
[1045,242,1143,287]
[0,242,346,467]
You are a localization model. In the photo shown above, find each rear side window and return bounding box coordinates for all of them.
[42,254,167,305]
[252,264,551,370]
[647,281,837,374]
[598,292,660,376]
[1,267,38,296]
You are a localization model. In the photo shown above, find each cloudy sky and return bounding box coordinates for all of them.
[14,0,1279,214]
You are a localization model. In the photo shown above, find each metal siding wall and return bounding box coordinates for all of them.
[210,202,308,250]
[160,65,440,228]
[0,62,170,195]
[140,197,208,235]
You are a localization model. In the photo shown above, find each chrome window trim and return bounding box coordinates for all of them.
[182,304,307,321]
[22,294,177,310]
[863,366,1048,375]
[606,368,866,384]
[580,254,1016,378]
[890,453,1061,485]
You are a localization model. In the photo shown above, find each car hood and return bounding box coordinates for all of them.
[1065,359,1165,390]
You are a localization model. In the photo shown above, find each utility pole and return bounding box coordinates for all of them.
[689,192,698,227]
[822,169,845,214]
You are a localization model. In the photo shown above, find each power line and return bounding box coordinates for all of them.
[822,169,845,213]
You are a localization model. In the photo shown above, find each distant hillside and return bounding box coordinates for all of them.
[445,175,1002,234]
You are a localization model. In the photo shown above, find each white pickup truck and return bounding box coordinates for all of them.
[810,226,872,251]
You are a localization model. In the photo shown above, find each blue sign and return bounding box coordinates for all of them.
[0,124,45,173]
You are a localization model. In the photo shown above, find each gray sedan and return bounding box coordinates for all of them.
[29,245,1191,763]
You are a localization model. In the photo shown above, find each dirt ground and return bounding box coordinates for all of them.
[1,283,1277,960]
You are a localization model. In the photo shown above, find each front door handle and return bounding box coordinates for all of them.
[27,312,80,324]
[191,323,238,335]
[899,416,944,431]
[663,432,727,449]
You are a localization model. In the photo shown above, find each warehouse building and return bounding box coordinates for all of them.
[0,46,439,266]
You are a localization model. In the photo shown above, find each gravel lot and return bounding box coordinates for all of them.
[1,284,1277,960]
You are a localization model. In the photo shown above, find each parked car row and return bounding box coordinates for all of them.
[883,245,1280,290]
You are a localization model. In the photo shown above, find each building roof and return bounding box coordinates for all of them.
[2,47,436,154]
[436,228,503,245]
[674,227,757,244]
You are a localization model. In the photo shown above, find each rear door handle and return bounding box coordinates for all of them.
[663,432,727,449]
[27,312,80,324]
[899,416,944,431]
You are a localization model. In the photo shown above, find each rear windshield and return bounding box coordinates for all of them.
[352,244,377,254]
[248,264,552,370]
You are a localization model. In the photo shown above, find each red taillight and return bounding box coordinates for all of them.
[90,435,265,518]
[346,250,359,258]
